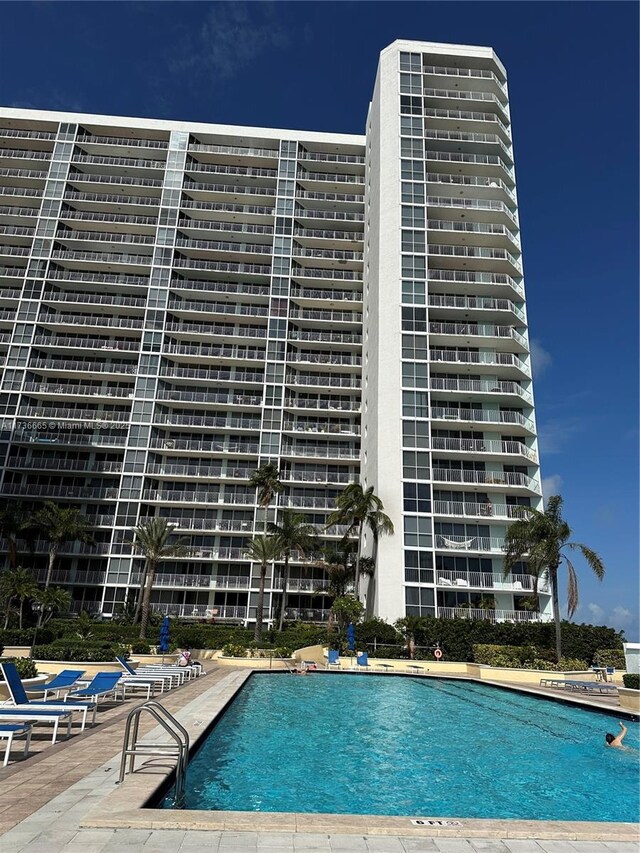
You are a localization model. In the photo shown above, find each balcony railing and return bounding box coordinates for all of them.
[283,607,330,623]
[77,134,168,148]
[430,407,533,430]
[426,173,515,200]
[422,64,507,90]
[149,603,248,620]
[428,322,526,347]
[189,142,278,158]
[32,335,140,351]
[432,468,538,489]
[438,607,542,623]
[434,534,505,553]
[281,445,359,459]
[130,573,250,589]
[433,500,529,519]
[5,457,122,473]
[19,405,130,421]
[431,437,536,461]
[435,569,549,593]
[429,350,529,373]
[427,293,524,320]
[1,484,118,499]
[139,516,253,533]
[429,377,532,403]
[149,438,258,454]
[284,398,360,412]
[429,244,521,270]
[428,269,523,296]
[426,195,517,224]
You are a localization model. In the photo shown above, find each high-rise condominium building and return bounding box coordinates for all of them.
[0,39,551,626]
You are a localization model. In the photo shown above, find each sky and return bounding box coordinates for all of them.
[1,1,638,639]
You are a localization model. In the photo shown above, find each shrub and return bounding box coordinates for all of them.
[221,642,247,658]
[594,649,626,670]
[0,657,38,679]
[272,646,293,659]
[622,673,639,690]
[130,641,152,655]
[557,657,589,671]
[0,628,54,646]
[32,643,129,662]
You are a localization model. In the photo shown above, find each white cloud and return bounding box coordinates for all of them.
[170,3,290,81]
[610,606,634,630]
[542,473,563,499]
[587,602,605,622]
[529,339,552,377]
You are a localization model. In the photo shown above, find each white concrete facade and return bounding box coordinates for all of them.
[0,38,550,626]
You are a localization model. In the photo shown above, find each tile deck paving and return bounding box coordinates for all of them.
[0,669,637,852]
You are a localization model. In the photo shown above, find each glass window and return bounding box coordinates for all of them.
[401,256,426,279]
[401,205,425,228]
[401,160,425,181]
[401,138,424,158]
[400,73,422,95]
[402,362,428,389]
[401,281,426,305]
[399,52,421,72]
[402,420,429,448]
[400,117,423,137]
[401,306,427,332]
[401,231,426,253]
[401,182,425,204]
[403,483,431,513]
[402,451,430,480]
[402,390,429,419]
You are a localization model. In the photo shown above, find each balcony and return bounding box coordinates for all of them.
[432,468,539,491]
[429,243,521,274]
[165,321,267,339]
[139,516,254,533]
[428,321,526,349]
[77,134,168,149]
[428,269,523,298]
[283,607,330,623]
[23,382,134,399]
[150,603,248,621]
[185,163,277,179]
[426,172,514,202]
[434,534,505,553]
[148,438,258,454]
[178,218,273,236]
[290,266,362,282]
[19,405,130,422]
[145,463,249,479]
[1,484,118,499]
[435,568,549,593]
[429,377,532,403]
[159,366,263,383]
[426,195,517,225]
[67,172,162,188]
[280,445,359,460]
[168,299,268,318]
[156,389,262,407]
[286,373,361,388]
[5,457,122,473]
[64,190,160,207]
[427,293,524,321]
[422,64,507,91]
[433,500,532,520]
[294,208,364,223]
[430,406,534,431]
[153,412,261,430]
[437,607,542,623]
[280,496,336,509]
[32,335,140,352]
[130,573,250,589]
[170,278,269,297]
[429,349,530,377]
[163,343,265,361]
[27,568,106,585]
[431,436,537,462]
[298,151,364,165]
[427,219,518,247]
[284,398,360,412]
[281,471,353,484]
[189,142,278,158]
[289,308,362,324]
[42,292,146,308]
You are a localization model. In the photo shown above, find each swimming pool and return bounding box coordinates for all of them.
[160,673,639,822]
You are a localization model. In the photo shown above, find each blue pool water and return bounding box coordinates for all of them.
[161,673,639,821]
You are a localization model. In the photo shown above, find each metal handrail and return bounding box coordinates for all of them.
[119,700,190,806]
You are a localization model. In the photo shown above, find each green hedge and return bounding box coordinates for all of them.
[0,657,38,679]
[32,643,129,662]
[593,649,626,670]
[622,673,639,690]
[390,618,623,663]
[0,628,54,646]
[472,644,587,671]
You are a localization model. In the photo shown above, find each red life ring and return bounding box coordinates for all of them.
[434,648,443,660]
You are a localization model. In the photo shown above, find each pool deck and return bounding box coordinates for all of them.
[0,668,638,852]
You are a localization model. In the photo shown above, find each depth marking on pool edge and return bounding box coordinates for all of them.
[411,819,463,827]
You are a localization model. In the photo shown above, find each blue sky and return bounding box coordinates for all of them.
[1,2,638,638]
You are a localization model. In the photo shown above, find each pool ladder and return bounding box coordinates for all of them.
[118,700,190,806]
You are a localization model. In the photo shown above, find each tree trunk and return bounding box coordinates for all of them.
[133,564,148,625]
[354,522,363,601]
[18,596,24,629]
[44,545,57,589]
[550,565,562,661]
[254,562,267,642]
[3,604,9,630]
[8,537,17,570]
[139,561,157,640]
[277,553,290,632]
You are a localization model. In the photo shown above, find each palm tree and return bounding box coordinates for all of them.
[504,495,605,660]
[32,503,93,590]
[0,501,33,569]
[131,518,188,640]
[326,483,394,600]
[249,463,283,533]
[0,567,38,629]
[245,535,282,642]
[33,586,72,624]
[267,510,317,631]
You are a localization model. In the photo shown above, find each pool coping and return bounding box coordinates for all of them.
[81,669,640,841]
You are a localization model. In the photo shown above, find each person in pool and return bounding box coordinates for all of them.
[605,722,628,749]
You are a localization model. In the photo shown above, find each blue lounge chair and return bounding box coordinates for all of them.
[355,651,370,670]
[116,656,176,691]
[67,671,123,703]
[326,650,340,669]
[0,707,72,744]
[0,723,32,766]
[25,669,85,701]
[1,662,97,731]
